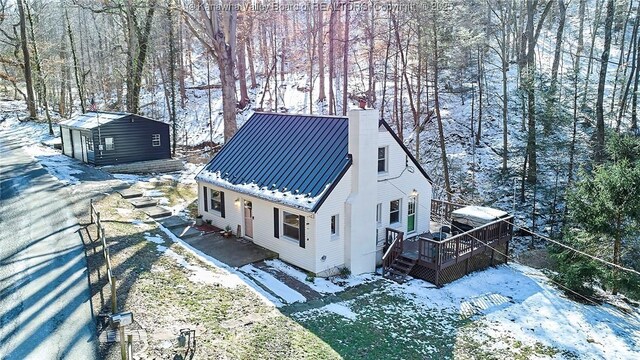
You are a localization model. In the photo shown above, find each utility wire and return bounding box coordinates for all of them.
[384,179,636,312]
[431,184,640,277]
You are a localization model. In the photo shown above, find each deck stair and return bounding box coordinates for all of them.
[384,254,417,284]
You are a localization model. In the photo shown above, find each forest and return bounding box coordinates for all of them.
[0,0,639,298]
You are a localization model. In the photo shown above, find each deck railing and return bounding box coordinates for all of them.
[381,228,404,277]
[430,199,466,222]
[417,216,514,268]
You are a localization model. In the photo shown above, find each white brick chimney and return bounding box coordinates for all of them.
[344,109,378,274]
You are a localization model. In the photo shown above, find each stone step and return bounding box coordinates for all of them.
[117,188,143,199]
[159,216,193,230]
[171,225,203,239]
[143,206,172,219]
[129,197,157,208]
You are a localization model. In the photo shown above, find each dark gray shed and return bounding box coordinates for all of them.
[59,111,171,166]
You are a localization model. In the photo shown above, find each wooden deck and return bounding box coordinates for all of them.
[382,199,513,286]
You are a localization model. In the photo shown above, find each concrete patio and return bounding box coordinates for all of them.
[159,216,278,268]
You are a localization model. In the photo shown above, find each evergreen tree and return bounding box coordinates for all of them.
[554,135,640,298]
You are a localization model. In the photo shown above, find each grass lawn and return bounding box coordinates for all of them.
[84,181,639,360]
[86,186,340,359]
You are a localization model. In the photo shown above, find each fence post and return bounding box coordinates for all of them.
[90,199,94,224]
[96,212,101,239]
[111,274,118,314]
[127,334,133,359]
[119,325,127,360]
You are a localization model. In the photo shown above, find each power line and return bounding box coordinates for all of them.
[384,179,615,308]
[383,178,640,313]
[431,184,640,277]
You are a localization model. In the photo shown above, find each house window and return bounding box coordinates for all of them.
[210,189,223,213]
[152,134,161,147]
[330,215,339,238]
[378,147,387,173]
[105,137,114,150]
[390,199,401,224]
[408,197,417,233]
[376,203,382,224]
[283,211,301,240]
[86,137,94,151]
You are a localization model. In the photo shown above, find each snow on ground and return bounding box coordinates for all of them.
[239,264,307,304]
[289,263,640,359]
[143,233,164,244]
[143,190,165,197]
[156,223,283,307]
[264,259,375,294]
[320,303,358,321]
[22,145,82,185]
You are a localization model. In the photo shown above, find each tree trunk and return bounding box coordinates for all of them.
[583,0,603,106]
[342,4,349,115]
[501,21,509,173]
[317,7,326,102]
[525,0,537,184]
[568,56,579,185]
[595,0,614,163]
[550,0,566,92]
[631,37,640,132]
[618,5,640,131]
[306,8,315,113]
[236,35,249,108]
[476,47,483,146]
[246,37,257,89]
[59,25,67,117]
[17,0,36,119]
[367,8,376,107]
[65,9,85,113]
[328,6,336,115]
[126,1,157,114]
[167,3,177,156]
[610,1,634,114]
[433,23,452,202]
[26,2,52,132]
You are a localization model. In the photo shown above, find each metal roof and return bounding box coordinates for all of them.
[196,112,351,211]
[59,111,167,130]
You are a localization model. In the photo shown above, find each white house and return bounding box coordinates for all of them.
[195,109,433,276]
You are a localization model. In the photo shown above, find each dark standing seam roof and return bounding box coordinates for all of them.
[196,113,351,211]
[59,111,168,130]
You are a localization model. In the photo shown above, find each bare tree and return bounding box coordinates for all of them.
[183,0,238,141]
[595,0,614,163]
[317,6,326,103]
[16,0,36,119]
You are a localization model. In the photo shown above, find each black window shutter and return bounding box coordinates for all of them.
[299,215,306,248]
[203,186,208,212]
[220,191,226,218]
[273,208,279,238]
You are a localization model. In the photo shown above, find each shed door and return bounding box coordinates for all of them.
[244,200,253,239]
[80,135,88,162]
[62,128,72,156]
[72,130,83,161]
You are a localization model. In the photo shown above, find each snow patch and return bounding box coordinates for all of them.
[264,259,374,294]
[321,303,357,320]
[143,234,165,244]
[23,145,82,185]
[239,264,306,304]
[156,223,282,307]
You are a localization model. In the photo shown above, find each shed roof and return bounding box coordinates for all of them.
[196,112,352,211]
[59,111,167,130]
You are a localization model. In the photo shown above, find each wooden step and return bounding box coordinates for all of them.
[129,197,157,208]
[143,206,172,219]
[117,188,143,199]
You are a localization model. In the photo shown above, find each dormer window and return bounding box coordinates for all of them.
[378,147,387,173]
